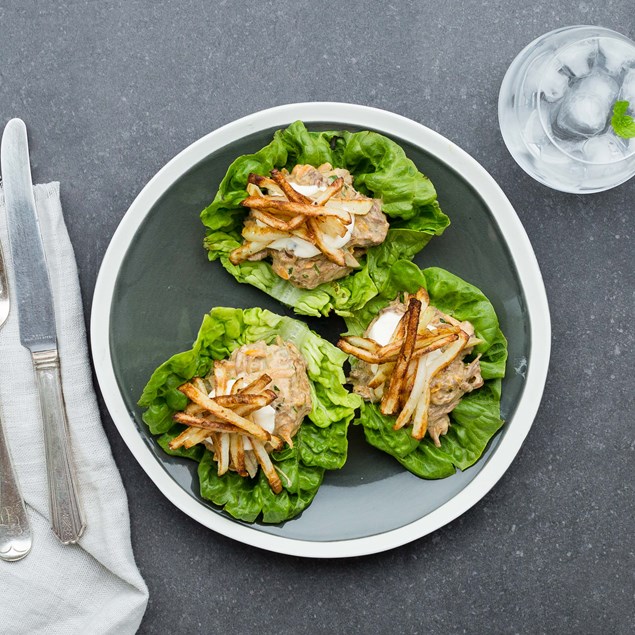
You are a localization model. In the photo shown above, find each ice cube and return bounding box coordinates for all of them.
[540,66,570,102]
[539,143,570,164]
[523,110,549,145]
[556,39,598,77]
[523,54,551,97]
[619,68,635,106]
[539,141,586,181]
[582,134,626,163]
[599,38,635,75]
[554,72,619,137]
[540,139,583,162]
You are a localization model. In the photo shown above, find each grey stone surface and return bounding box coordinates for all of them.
[1,1,634,633]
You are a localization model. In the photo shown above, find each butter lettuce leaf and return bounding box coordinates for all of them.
[201,121,450,317]
[348,266,508,479]
[139,307,360,523]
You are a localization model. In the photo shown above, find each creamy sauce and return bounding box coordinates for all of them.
[268,216,354,256]
[252,405,276,433]
[289,183,327,197]
[321,216,355,250]
[268,237,321,258]
[367,309,405,346]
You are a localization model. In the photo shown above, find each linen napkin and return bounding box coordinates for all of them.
[0,183,149,634]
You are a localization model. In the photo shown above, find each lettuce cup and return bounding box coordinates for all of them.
[339,265,508,479]
[202,121,450,317]
[139,307,360,523]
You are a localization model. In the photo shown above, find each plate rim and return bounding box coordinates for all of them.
[90,101,551,558]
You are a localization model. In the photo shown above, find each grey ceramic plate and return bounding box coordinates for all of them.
[91,103,550,558]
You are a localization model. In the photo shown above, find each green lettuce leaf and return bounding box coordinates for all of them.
[139,307,361,523]
[201,121,450,317]
[347,266,508,479]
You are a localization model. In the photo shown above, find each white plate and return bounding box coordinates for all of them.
[90,102,551,558]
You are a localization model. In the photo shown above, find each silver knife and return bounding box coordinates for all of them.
[1,118,85,544]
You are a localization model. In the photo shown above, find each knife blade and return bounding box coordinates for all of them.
[1,118,85,544]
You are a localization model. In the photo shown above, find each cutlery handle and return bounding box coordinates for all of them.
[0,409,32,560]
[33,349,85,544]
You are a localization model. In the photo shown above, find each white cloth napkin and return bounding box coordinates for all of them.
[0,183,148,634]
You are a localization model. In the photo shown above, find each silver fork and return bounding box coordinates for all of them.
[0,234,31,560]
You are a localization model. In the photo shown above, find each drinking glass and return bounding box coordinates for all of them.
[499,25,635,193]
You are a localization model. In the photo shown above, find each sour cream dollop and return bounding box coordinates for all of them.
[268,237,321,258]
[267,216,355,257]
[289,183,327,197]
[321,216,355,251]
[367,309,405,346]
[252,405,276,433]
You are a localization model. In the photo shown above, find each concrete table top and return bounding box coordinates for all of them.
[1,1,633,633]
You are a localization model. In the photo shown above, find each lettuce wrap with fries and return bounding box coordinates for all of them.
[341,265,507,479]
[138,307,361,523]
[202,121,450,317]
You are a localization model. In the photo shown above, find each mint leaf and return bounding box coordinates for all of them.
[611,100,635,139]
